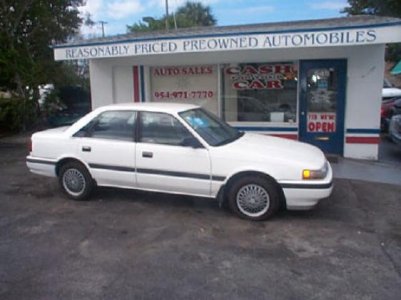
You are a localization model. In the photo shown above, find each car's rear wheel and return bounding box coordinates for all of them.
[228,176,281,221]
[59,162,93,200]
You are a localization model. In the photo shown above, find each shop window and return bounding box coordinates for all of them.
[222,62,298,123]
[149,65,218,115]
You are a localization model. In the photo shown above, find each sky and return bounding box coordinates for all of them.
[79,0,349,37]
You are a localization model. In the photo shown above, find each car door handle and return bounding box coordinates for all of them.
[82,146,91,152]
[142,151,153,158]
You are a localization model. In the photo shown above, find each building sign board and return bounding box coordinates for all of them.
[54,25,401,60]
[150,65,218,113]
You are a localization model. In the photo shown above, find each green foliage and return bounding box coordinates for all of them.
[128,19,166,33]
[127,1,217,33]
[175,2,216,27]
[40,88,64,117]
[342,0,401,17]
[342,0,401,62]
[386,44,401,62]
[0,97,37,132]
[0,0,85,130]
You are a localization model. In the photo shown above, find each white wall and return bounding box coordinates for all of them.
[343,45,385,160]
[112,66,133,104]
[89,59,113,108]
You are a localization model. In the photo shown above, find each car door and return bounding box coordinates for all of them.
[135,111,211,197]
[74,110,137,188]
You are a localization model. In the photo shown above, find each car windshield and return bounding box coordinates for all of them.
[179,108,243,146]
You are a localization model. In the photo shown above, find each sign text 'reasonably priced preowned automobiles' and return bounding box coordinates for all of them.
[27,103,333,221]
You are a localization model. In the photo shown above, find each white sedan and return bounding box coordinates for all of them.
[27,103,333,221]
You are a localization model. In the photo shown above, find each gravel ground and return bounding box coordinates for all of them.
[0,138,400,300]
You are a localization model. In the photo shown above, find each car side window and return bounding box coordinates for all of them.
[76,111,136,141]
[139,111,193,146]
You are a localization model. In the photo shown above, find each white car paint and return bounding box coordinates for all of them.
[383,78,401,99]
[382,87,401,99]
[27,103,333,213]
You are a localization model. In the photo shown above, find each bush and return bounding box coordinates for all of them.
[0,97,37,133]
[386,44,401,62]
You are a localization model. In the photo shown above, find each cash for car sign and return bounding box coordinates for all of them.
[226,64,297,90]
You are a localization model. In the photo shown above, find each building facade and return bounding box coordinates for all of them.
[54,16,401,159]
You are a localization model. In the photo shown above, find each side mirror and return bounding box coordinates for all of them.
[181,137,203,149]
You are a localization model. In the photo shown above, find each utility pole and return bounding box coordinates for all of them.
[99,20,107,37]
[165,0,169,30]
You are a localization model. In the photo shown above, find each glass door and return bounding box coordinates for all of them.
[299,60,346,155]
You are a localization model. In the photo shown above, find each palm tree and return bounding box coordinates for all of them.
[175,1,217,27]
[127,1,216,33]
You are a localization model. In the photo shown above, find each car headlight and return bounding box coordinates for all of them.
[302,161,328,180]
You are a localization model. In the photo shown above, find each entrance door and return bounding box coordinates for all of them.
[299,60,346,155]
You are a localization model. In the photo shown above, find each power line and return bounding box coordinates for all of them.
[98,20,107,37]
[165,0,169,30]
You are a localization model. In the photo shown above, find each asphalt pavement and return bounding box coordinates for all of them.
[0,134,400,299]
[331,136,401,185]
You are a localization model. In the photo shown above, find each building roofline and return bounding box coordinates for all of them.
[54,16,401,49]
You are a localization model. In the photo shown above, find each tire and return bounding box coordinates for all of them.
[58,162,93,200]
[228,175,281,221]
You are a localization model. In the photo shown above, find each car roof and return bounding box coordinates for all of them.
[96,102,200,114]
[65,102,200,135]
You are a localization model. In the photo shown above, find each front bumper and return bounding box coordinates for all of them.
[280,162,333,210]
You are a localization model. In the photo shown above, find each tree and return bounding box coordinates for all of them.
[0,0,84,127]
[127,18,167,33]
[127,1,217,33]
[342,0,401,17]
[175,1,216,27]
[342,0,401,61]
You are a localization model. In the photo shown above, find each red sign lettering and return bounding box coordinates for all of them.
[307,113,336,132]
[227,63,296,90]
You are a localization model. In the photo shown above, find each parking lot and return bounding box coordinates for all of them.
[1,137,401,300]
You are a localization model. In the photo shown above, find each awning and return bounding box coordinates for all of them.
[391,60,401,75]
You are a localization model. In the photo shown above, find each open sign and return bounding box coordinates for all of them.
[307,112,336,132]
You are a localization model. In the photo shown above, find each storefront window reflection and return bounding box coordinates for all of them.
[222,62,298,123]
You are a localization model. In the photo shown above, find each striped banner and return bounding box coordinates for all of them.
[345,128,380,144]
[133,66,144,102]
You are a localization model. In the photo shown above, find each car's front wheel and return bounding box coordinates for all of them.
[59,162,93,200]
[228,176,281,221]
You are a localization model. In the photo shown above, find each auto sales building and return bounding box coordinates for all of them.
[54,16,401,160]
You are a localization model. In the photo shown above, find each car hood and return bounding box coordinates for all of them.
[215,132,326,169]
